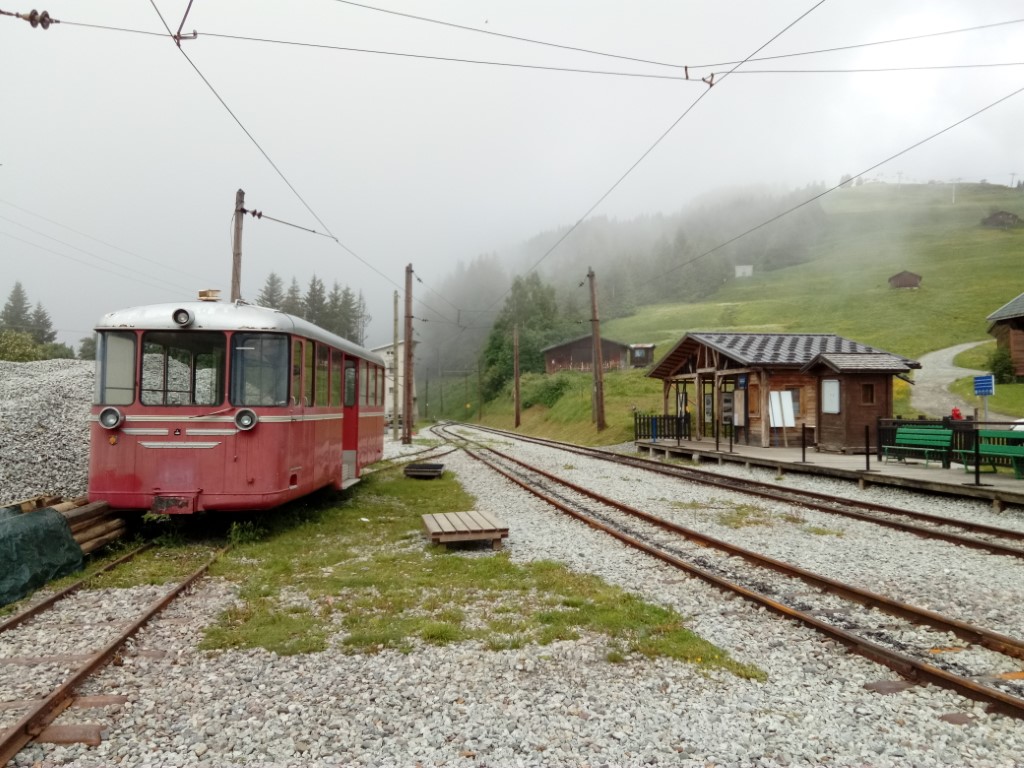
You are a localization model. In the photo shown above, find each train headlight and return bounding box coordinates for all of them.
[98,407,124,430]
[172,308,194,327]
[234,408,258,431]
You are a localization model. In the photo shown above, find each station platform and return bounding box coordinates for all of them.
[633,437,1024,513]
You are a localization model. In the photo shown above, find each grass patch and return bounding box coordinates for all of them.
[202,465,763,679]
[949,377,1024,419]
[717,504,773,529]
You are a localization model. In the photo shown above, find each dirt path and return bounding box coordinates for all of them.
[910,341,1014,422]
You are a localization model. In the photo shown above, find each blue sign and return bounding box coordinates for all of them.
[737,374,747,389]
[974,374,995,397]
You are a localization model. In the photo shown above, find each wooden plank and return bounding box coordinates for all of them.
[421,512,509,547]
[34,723,107,746]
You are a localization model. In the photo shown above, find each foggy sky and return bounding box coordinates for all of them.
[2,0,1022,349]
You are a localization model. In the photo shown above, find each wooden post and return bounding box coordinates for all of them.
[514,324,521,428]
[392,290,399,440]
[588,267,606,431]
[402,265,413,444]
[230,189,244,302]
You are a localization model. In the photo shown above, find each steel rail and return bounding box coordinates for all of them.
[0,544,153,634]
[0,549,223,765]
[442,431,1024,719]
[456,423,1024,558]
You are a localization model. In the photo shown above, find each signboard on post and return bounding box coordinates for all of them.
[974,374,995,421]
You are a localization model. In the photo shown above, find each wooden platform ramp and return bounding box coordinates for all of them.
[422,511,509,550]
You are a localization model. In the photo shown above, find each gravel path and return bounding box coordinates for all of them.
[911,342,1014,422]
[5,363,1024,766]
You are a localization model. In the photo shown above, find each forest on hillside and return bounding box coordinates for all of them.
[416,183,831,382]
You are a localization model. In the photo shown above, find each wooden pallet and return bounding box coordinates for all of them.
[422,511,509,550]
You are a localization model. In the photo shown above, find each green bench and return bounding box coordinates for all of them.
[957,430,1024,479]
[882,426,953,468]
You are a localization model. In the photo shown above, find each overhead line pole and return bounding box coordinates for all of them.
[403,264,414,444]
[230,189,244,301]
[392,290,399,441]
[588,267,607,431]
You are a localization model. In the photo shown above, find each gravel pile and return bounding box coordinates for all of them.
[0,359,93,502]
[4,382,1024,765]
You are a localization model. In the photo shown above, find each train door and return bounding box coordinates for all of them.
[287,338,314,491]
[341,357,359,487]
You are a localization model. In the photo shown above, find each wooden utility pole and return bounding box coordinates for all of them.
[391,290,399,441]
[402,264,414,444]
[587,267,607,431]
[230,189,244,302]
[514,324,521,428]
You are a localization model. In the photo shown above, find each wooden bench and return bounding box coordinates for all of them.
[957,430,1024,479]
[422,511,509,550]
[882,426,953,468]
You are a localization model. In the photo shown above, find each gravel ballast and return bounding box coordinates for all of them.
[3,362,1024,766]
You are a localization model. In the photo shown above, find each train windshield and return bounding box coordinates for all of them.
[141,331,225,406]
[230,333,289,406]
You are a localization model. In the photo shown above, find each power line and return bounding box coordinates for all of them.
[512,0,829,290]
[713,62,1024,77]
[642,80,1024,287]
[0,198,211,286]
[330,0,1024,74]
[0,230,191,294]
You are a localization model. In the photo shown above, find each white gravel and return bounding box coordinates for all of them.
[3,365,1024,766]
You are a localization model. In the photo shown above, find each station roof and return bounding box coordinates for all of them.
[540,333,629,353]
[649,332,919,380]
[987,292,1024,323]
[800,352,916,374]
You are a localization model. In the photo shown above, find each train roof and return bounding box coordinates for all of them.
[94,301,385,365]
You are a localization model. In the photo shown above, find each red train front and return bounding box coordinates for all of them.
[88,297,385,513]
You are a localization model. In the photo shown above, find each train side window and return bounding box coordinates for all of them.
[230,333,288,406]
[364,360,372,409]
[292,341,303,406]
[330,349,342,406]
[304,342,315,406]
[316,343,330,406]
[97,331,136,405]
[344,360,357,407]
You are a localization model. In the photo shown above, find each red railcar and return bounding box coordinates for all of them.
[88,297,385,514]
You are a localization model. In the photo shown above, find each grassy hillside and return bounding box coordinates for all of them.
[432,183,1024,439]
[604,183,1024,360]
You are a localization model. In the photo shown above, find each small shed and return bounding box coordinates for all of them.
[981,211,1021,228]
[888,271,922,289]
[542,334,630,374]
[647,332,919,451]
[628,343,657,368]
[987,291,1024,377]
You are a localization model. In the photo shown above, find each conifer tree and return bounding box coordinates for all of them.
[256,272,285,309]
[29,302,56,345]
[280,277,304,317]
[1,282,32,334]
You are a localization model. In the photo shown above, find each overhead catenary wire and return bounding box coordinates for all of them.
[638,79,1024,289]
[329,0,1024,74]
[143,0,455,325]
[507,0,829,299]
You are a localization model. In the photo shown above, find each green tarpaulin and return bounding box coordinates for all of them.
[0,507,83,607]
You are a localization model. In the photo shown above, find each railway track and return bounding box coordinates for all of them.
[452,423,1024,560]
[0,546,222,764]
[435,424,1024,719]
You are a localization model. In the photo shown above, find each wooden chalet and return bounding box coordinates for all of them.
[987,292,1024,376]
[887,270,922,289]
[542,334,630,374]
[648,332,919,452]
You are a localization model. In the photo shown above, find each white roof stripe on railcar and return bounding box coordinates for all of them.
[94,301,386,367]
